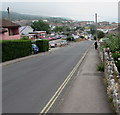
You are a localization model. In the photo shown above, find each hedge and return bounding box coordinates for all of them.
[36,40,49,52]
[2,40,32,62]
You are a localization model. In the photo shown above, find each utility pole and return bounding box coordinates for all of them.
[7,7,10,20]
[95,13,98,40]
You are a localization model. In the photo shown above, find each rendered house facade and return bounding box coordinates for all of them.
[0,19,20,40]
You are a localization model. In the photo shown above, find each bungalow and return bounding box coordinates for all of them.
[29,31,46,40]
[20,26,33,35]
[0,19,20,40]
[97,26,117,33]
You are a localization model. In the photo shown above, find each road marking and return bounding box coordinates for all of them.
[40,44,91,115]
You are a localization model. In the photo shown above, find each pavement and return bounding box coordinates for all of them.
[56,45,113,113]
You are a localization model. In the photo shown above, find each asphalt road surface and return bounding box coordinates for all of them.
[2,40,93,113]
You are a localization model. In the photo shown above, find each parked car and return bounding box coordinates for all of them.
[49,41,57,48]
[55,35,61,39]
[32,44,39,54]
[44,37,52,40]
[60,40,68,46]
[51,37,56,40]
[99,38,109,43]
[56,41,61,47]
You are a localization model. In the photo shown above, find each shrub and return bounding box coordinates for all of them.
[112,52,120,72]
[97,30,105,39]
[94,36,96,40]
[2,40,32,62]
[80,36,84,39]
[36,39,49,52]
[102,36,120,52]
[101,35,120,72]
[97,63,104,72]
[67,36,74,41]
[20,36,29,40]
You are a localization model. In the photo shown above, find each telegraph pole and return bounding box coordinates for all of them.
[7,7,10,20]
[95,13,98,40]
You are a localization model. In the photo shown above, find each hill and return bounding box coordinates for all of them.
[0,11,69,23]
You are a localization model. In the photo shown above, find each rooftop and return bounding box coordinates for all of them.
[0,19,20,28]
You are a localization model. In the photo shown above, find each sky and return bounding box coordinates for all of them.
[1,0,119,22]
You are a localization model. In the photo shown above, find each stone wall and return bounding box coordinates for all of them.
[100,48,120,114]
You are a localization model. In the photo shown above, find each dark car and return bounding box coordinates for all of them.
[32,44,39,54]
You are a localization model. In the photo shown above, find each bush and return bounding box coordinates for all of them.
[100,35,120,72]
[97,30,105,39]
[2,40,32,62]
[20,36,29,40]
[67,36,74,41]
[112,52,120,72]
[36,39,49,52]
[80,36,84,38]
[97,63,104,72]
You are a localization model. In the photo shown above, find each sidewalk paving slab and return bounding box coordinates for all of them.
[56,46,113,113]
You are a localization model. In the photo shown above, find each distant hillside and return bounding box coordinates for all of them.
[0,11,69,22]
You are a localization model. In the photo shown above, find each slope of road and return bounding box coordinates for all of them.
[2,40,93,113]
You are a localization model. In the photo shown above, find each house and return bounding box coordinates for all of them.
[0,19,20,40]
[29,31,46,40]
[97,26,117,33]
[98,21,110,26]
[111,22,117,26]
[79,21,94,26]
[20,26,33,35]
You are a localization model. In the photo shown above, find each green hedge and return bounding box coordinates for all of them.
[2,40,32,62]
[36,40,49,52]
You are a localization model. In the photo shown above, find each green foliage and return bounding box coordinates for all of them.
[20,36,29,40]
[112,52,120,72]
[36,40,49,52]
[75,26,85,31]
[97,30,105,39]
[100,35,120,72]
[94,36,96,40]
[67,36,74,41]
[90,24,96,35]
[80,36,84,39]
[65,27,71,31]
[2,40,32,62]
[63,32,69,36]
[97,63,104,72]
[103,37,120,52]
[53,26,64,32]
[31,20,50,33]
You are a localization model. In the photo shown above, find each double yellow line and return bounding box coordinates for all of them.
[40,47,89,115]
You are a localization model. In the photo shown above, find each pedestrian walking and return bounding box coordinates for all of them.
[94,41,98,50]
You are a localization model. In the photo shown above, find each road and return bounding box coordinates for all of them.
[2,40,93,113]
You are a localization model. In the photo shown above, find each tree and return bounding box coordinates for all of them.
[90,24,96,35]
[97,30,105,39]
[53,26,64,32]
[31,20,50,33]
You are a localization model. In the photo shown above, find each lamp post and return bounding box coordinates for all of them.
[95,13,98,40]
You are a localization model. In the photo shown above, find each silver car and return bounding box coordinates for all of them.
[60,40,68,46]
